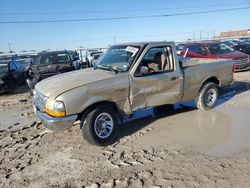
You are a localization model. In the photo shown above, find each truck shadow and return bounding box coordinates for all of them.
[115,80,250,143]
[116,105,196,143]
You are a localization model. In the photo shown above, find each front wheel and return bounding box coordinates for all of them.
[81,105,118,146]
[195,82,219,110]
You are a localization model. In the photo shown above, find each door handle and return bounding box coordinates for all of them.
[170,76,179,81]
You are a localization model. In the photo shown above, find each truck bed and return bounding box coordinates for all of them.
[180,58,234,102]
[181,57,232,67]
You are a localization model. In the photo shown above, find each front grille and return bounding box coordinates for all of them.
[34,90,47,112]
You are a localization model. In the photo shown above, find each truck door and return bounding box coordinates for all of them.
[129,45,183,111]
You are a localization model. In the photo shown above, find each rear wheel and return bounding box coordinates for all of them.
[81,105,118,146]
[195,82,219,110]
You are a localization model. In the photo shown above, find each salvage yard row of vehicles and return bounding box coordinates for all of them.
[178,40,250,72]
[34,41,235,145]
[26,50,81,91]
[0,58,26,93]
[1,38,249,93]
[0,49,105,93]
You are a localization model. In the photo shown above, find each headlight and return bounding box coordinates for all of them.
[45,98,66,117]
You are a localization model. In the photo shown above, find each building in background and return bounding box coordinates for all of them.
[213,29,250,39]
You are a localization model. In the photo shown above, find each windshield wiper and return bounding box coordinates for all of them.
[96,64,118,74]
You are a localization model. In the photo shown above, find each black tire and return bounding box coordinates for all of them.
[195,82,219,110]
[81,105,118,146]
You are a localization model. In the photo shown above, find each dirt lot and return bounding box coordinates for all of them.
[1,71,250,188]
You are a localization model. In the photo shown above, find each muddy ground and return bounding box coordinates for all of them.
[1,71,250,188]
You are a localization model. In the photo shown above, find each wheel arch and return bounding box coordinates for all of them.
[200,77,220,91]
[78,101,122,127]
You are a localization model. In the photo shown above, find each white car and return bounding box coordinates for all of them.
[86,50,103,67]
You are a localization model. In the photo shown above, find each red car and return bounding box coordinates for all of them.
[180,41,250,72]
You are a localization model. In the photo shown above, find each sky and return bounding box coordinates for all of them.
[0,0,250,52]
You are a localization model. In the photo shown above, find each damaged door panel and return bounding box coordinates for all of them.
[129,45,183,111]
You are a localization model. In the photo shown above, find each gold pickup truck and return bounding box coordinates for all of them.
[34,42,234,145]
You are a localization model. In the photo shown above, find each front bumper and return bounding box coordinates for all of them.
[35,109,78,130]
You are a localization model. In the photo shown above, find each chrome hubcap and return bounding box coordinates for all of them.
[94,113,114,139]
[205,88,217,107]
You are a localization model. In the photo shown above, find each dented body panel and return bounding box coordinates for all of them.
[34,42,234,129]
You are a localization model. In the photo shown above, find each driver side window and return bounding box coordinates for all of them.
[136,46,174,76]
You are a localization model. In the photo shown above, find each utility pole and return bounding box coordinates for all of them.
[199,31,202,40]
[8,43,12,52]
[114,36,116,44]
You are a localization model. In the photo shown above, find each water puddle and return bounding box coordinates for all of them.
[123,91,250,157]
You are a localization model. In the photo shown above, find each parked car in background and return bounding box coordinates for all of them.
[221,40,240,48]
[0,59,26,93]
[180,41,250,72]
[68,50,80,61]
[239,37,250,43]
[175,43,185,55]
[91,52,103,66]
[16,54,37,68]
[26,50,80,92]
[0,55,12,62]
[86,50,103,67]
[5,55,37,69]
[232,43,250,56]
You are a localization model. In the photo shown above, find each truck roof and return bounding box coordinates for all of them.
[113,41,175,47]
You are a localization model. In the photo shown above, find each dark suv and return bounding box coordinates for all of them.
[26,50,80,91]
[0,59,26,93]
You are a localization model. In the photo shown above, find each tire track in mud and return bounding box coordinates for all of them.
[100,126,154,168]
[0,121,50,181]
[84,148,250,188]
[2,76,250,187]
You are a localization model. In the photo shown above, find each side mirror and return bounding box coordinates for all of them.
[140,66,149,76]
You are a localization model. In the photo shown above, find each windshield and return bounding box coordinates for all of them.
[207,43,235,54]
[33,52,70,65]
[96,45,140,72]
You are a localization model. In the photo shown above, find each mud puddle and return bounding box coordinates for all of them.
[119,90,250,157]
